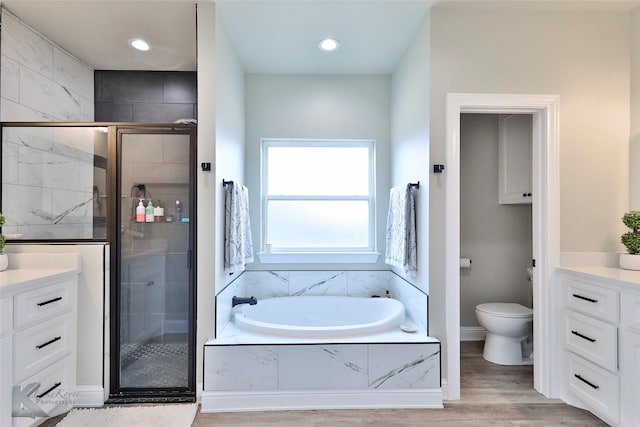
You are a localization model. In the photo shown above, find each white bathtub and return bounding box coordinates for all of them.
[233,296,405,338]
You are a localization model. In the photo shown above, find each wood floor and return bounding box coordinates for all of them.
[44,341,606,426]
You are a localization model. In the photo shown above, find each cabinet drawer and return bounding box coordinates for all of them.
[14,278,76,329]
[567,352,620,424]
[12,357,74,427]
[565,310,617,372]
[13,314,74,383]
[564,278,619,323]
[622,291,640,333]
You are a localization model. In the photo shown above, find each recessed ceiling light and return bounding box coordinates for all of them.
[130,38,150,51]
[318,38,340,52]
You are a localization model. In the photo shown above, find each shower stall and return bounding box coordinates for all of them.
[0,123,197,402]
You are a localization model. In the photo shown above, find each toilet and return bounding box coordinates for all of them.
[475,302,533,365]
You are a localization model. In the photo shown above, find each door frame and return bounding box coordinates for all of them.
[444,93,560,400]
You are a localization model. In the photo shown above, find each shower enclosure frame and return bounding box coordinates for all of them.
[108,123,197,402]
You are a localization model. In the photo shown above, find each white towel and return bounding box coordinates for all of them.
[385,184,417,276]
[224,183,254,273]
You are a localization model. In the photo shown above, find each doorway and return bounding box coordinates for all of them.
[109,125,197,401]
[444,93,560,400]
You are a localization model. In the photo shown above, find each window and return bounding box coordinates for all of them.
[262,139,375,254]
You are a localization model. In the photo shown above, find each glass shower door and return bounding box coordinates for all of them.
[115,128,194,397]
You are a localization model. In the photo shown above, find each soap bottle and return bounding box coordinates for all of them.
[153,200,164,223]
[145,200,154,223]
[175,200,182,221]
[136,199,145,223]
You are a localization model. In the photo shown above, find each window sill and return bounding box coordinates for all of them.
[256,252,380,264]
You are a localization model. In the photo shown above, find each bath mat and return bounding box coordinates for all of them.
[56,403,198,427]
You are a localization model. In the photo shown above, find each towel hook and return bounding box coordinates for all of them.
[222,179,234,187]
[409,181,420,189]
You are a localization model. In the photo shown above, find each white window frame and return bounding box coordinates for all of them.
[259,138,377,262]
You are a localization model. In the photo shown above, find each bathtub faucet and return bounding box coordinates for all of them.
[232,296,258,307]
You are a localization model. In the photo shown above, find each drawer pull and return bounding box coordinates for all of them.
[36,336,61,349]
[572,294,598,304]
[574,374,599,390]
[571,330,596,343]
[37,296,62,306]
[37,382,62,398]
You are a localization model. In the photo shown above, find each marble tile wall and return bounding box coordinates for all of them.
[1,8,95,239]
[204,342,440,392]
[0,8,94,121]
[215,270,429,337]
[2,126,96,238]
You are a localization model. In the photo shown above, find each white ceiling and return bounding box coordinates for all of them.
[2,0,639,74]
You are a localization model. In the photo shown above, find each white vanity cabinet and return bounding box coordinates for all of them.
[498,114,532,204]
[0,254,80,427]
[558,268,640,427]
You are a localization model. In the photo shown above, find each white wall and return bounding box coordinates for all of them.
[390,15,430,293]
[214,17,246,292]
[460,114,532,327]
[0,8,93,121]
[196,1,217,398]
[430,6,630,380]
[244,74,391,270]
[631,7,640,210]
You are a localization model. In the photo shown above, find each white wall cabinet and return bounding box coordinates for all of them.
[558,268,640,427]
[498,114,532,204]
[0,254,80,427]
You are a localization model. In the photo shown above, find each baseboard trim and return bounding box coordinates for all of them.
[460,326,486,342]
[74,386,105,407]
[201,389,443,413]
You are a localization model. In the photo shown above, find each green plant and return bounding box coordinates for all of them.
[621,211,640,255]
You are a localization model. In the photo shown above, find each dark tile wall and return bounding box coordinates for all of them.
[94,71,197,122]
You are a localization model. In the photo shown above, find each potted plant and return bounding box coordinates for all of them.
[0,212,6,271]
[620,210,640,271]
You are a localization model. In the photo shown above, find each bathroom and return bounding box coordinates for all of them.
[1,0,639,424]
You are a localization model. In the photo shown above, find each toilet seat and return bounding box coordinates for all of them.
[476,303,532,318]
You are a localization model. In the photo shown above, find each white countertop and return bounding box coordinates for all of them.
[558,266,640,288]
[0,253,81,296]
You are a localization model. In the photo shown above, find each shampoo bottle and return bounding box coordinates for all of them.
[136,199,145,223]
[145,200,154,223]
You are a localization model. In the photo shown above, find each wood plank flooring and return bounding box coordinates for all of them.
[43,341,606,426]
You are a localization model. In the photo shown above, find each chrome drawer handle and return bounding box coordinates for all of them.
[37,296,62,306]
[571,330,596,343]
[37,382,61,398]
[36,336,61,349]
[572,294,597,304]
[574,374,599,390]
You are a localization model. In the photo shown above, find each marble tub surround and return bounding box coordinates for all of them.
[1,126,96,239]
[215,270,428,337]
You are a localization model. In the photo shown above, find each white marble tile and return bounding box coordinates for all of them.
[1,54,20,102]
[52,127,95,162]
[393,274,428,333]
[51,189,93,225]
[242,271,290,299]
[42,151,84,191]
[216,277,243,336]
[289,271,348,296]
[1,183,52,226]
[53,46,93,100]
[20,67,83,121]
[4,126,54,151]
[1,98,57,121]
[80,95,94,121]
[2,141,19,184]
[204,345,278,391]
[1,10,53,78]
[368,344,440,390]
[347,270,392,297]
[278,345,368,390]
